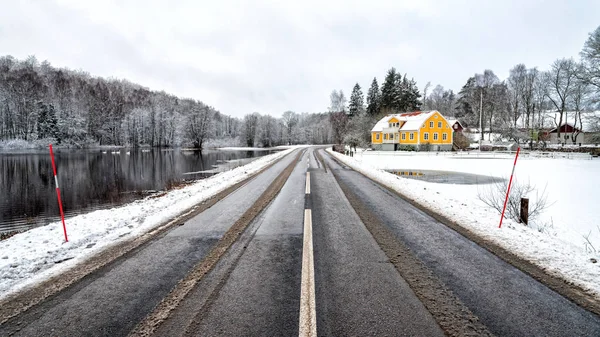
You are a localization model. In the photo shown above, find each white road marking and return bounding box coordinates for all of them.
[299,209,317,337]
[305,172,310,195]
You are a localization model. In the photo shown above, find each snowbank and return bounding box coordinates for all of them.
[327,149,600,298]
[0,148,293,300]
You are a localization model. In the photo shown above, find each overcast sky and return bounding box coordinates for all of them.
[1,0,599,118]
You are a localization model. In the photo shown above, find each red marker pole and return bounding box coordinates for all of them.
[49,144,68,242]
[499,147,520,228]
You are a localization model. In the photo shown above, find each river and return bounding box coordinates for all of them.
[0,148,279,234]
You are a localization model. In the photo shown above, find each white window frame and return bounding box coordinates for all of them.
[402,133,406,140]
[424,132,429,141]
[442,133,447,141]
[433,133,438,141]
[409,133,414,140]
[376,133,380,140]
[438,121,442,128]
[429,121,434,128]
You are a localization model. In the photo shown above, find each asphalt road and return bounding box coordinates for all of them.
[0,150,298,337]
[2,146,600,337]
[320,149,600,337]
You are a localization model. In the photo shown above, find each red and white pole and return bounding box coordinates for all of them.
[499,147,520,229]
[49,144,68,242]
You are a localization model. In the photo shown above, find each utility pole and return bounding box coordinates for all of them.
[479,89,483,151]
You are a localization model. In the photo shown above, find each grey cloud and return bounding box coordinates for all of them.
[1,0,599,118]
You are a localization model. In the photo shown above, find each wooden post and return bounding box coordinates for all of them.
[520,198,529,225]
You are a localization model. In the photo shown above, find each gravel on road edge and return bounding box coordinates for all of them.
[0,150,293,326]
[128,150,304,337]
[326,148,600,319]
[324,150,494,337]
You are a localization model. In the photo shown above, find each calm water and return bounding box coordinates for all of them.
[388,169,504,185]
[0,148,278,234]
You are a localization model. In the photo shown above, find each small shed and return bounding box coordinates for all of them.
[548,123,585,144]
[447,119,464,133]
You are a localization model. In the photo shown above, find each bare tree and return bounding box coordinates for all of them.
[544,58,577,141]
[186,104,214,149]
[426,84,456,115]
[281,111,298,145]
[579,25,600,100]
[329,111,348,145]
[328,90,347,113]
[422,81,432,109]
[522,68,539,142]
[570,71,591,144]
[508,64,527,128]
[478,178,552,225]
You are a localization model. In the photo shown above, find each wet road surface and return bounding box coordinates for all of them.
[1,147,600,337]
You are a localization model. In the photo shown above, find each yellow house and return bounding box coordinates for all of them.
[371,110,454,151]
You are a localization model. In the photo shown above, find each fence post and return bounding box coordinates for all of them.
[520,198,529,225]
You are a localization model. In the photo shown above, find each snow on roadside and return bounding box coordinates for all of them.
[327,149,600,299]
[0,148,294,301]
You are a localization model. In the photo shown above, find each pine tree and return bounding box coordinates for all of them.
[404,78,422,111]
[366,77,380,116]
[348,83,365,117]
[380,68,399,113]
[394,74,408,111]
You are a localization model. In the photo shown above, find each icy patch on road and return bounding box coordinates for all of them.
[0,148,294,300]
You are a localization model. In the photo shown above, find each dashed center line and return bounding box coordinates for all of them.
[305,172,311,195]
[299,208,316,337]
[299,171,316,337]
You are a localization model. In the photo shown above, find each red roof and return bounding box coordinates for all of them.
[399,111,423,117]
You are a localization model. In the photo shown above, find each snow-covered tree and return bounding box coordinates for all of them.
[380,68,399,113]
[579,25,600,100]
[366,77,380,116]
[185,103,214,149]
[328,90,347,113]
[544,58,578,140]
[348,83,365,117]
[425,85,456,115]
[282,110,298,145]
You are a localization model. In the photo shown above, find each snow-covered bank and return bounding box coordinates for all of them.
[327,149,600,299]
[0,148,294,300]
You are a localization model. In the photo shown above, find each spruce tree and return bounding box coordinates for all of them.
[404,78,422,111]
[47,103,59,140]
[348,83,365,117]
[380,68,399,113]
[36,101,48,138]
[366,77,381,116]
[37,102,59,139]
[394,74,408,111]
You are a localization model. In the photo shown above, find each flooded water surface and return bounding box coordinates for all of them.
[0,148,278,233]
[388,169,504,185]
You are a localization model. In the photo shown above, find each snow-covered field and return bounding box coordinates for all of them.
[0,148,294,301]
[329,149,600,298]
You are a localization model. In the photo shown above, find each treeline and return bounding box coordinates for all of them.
[430,25,600,144]
[328,67,423,148]
[332,25,600,148]
[0,56,332,148]
[239,111,332,147]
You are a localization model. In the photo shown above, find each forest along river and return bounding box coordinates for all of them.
[0,148,280,234]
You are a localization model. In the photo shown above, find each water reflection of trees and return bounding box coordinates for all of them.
[0,149,274,231]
